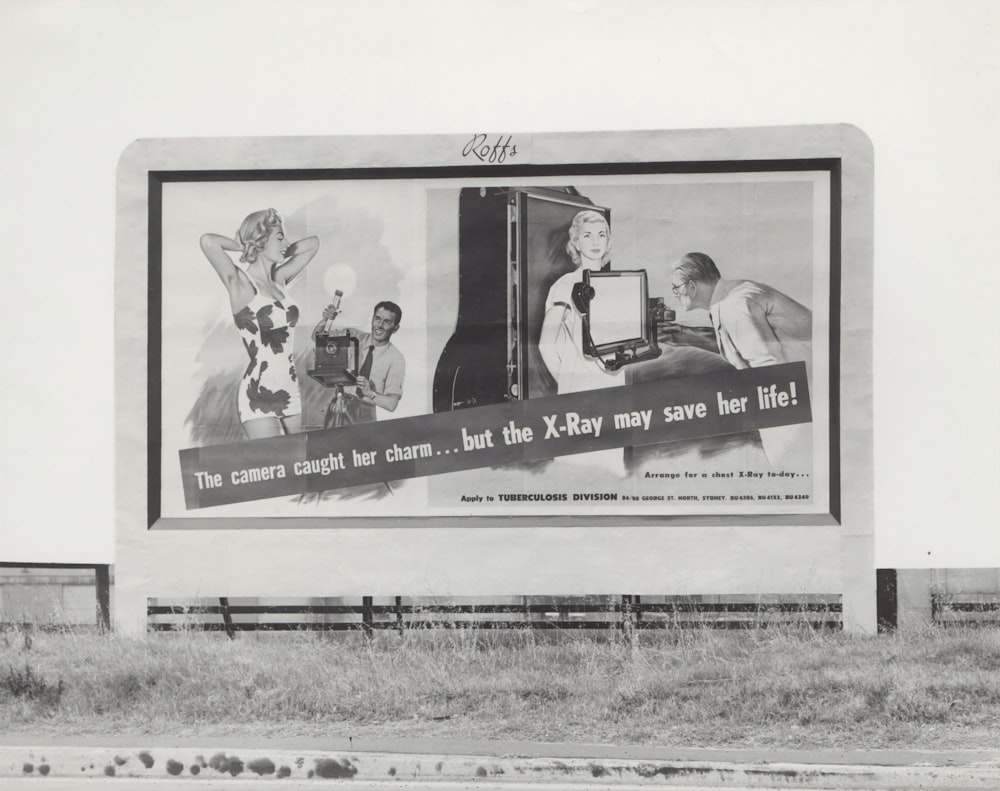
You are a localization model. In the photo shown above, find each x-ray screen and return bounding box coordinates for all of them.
[588,270,648,352]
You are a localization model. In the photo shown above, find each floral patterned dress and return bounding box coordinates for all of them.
[233,280,301,423]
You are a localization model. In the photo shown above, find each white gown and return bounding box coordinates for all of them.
[542,269,625,475]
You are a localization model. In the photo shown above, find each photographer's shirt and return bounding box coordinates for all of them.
[354,332,405,414]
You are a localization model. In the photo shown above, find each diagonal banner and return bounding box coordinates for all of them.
[179,362,810,509]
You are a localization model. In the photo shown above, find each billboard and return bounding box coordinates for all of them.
[117,127,873,632]
[156,166,833,524]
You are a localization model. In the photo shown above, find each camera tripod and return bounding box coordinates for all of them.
[322,384,356,429]
[319,383,394,495]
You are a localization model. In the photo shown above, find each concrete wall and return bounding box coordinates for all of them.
[897,568,1000,630]
[0,568,112,626]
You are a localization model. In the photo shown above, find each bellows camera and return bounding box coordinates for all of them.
[308,327,359,387]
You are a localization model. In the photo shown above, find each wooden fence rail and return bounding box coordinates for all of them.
[147,594,843,638]
[931,593,1000,627]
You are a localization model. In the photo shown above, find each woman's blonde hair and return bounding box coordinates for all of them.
[235,208,283,264]
[566,209,612,267]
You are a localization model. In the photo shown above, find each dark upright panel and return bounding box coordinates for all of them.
[432,188,510,411]
[876,568,898,632]
[432,186,606,411]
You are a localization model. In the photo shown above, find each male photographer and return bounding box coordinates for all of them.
[314,300,405,423]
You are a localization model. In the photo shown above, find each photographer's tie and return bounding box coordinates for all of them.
[359,345,374,380]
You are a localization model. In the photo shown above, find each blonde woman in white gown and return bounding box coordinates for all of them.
[539,210,625,475]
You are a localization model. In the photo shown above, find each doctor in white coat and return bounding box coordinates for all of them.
[670,252,812,468]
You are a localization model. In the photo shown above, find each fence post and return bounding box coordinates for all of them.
[218,597,236,640]
[395,596,403,636]
[95,564,111,633]
[362,596,374,641]
[621,595,637,649]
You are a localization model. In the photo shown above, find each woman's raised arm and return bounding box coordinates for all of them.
[273,235,320,286]
[199,233,243,289]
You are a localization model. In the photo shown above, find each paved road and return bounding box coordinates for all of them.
[7,740,1000,790]
[0,781,915,791]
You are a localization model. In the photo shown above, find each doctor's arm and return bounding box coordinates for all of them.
[725,299,785,367]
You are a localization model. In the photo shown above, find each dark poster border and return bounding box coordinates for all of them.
[147,158,842,529]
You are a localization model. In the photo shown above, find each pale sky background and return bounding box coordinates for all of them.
[1,0,997,568]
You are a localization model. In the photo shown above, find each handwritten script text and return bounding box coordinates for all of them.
[462,133,518,164]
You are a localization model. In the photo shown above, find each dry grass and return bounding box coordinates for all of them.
[2,625,999,749]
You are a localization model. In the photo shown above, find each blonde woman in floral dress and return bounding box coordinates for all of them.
[200,208,319,439]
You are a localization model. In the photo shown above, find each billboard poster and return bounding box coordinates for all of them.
[154,155,836,525]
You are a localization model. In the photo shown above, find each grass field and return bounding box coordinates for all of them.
[2,626,999,749]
